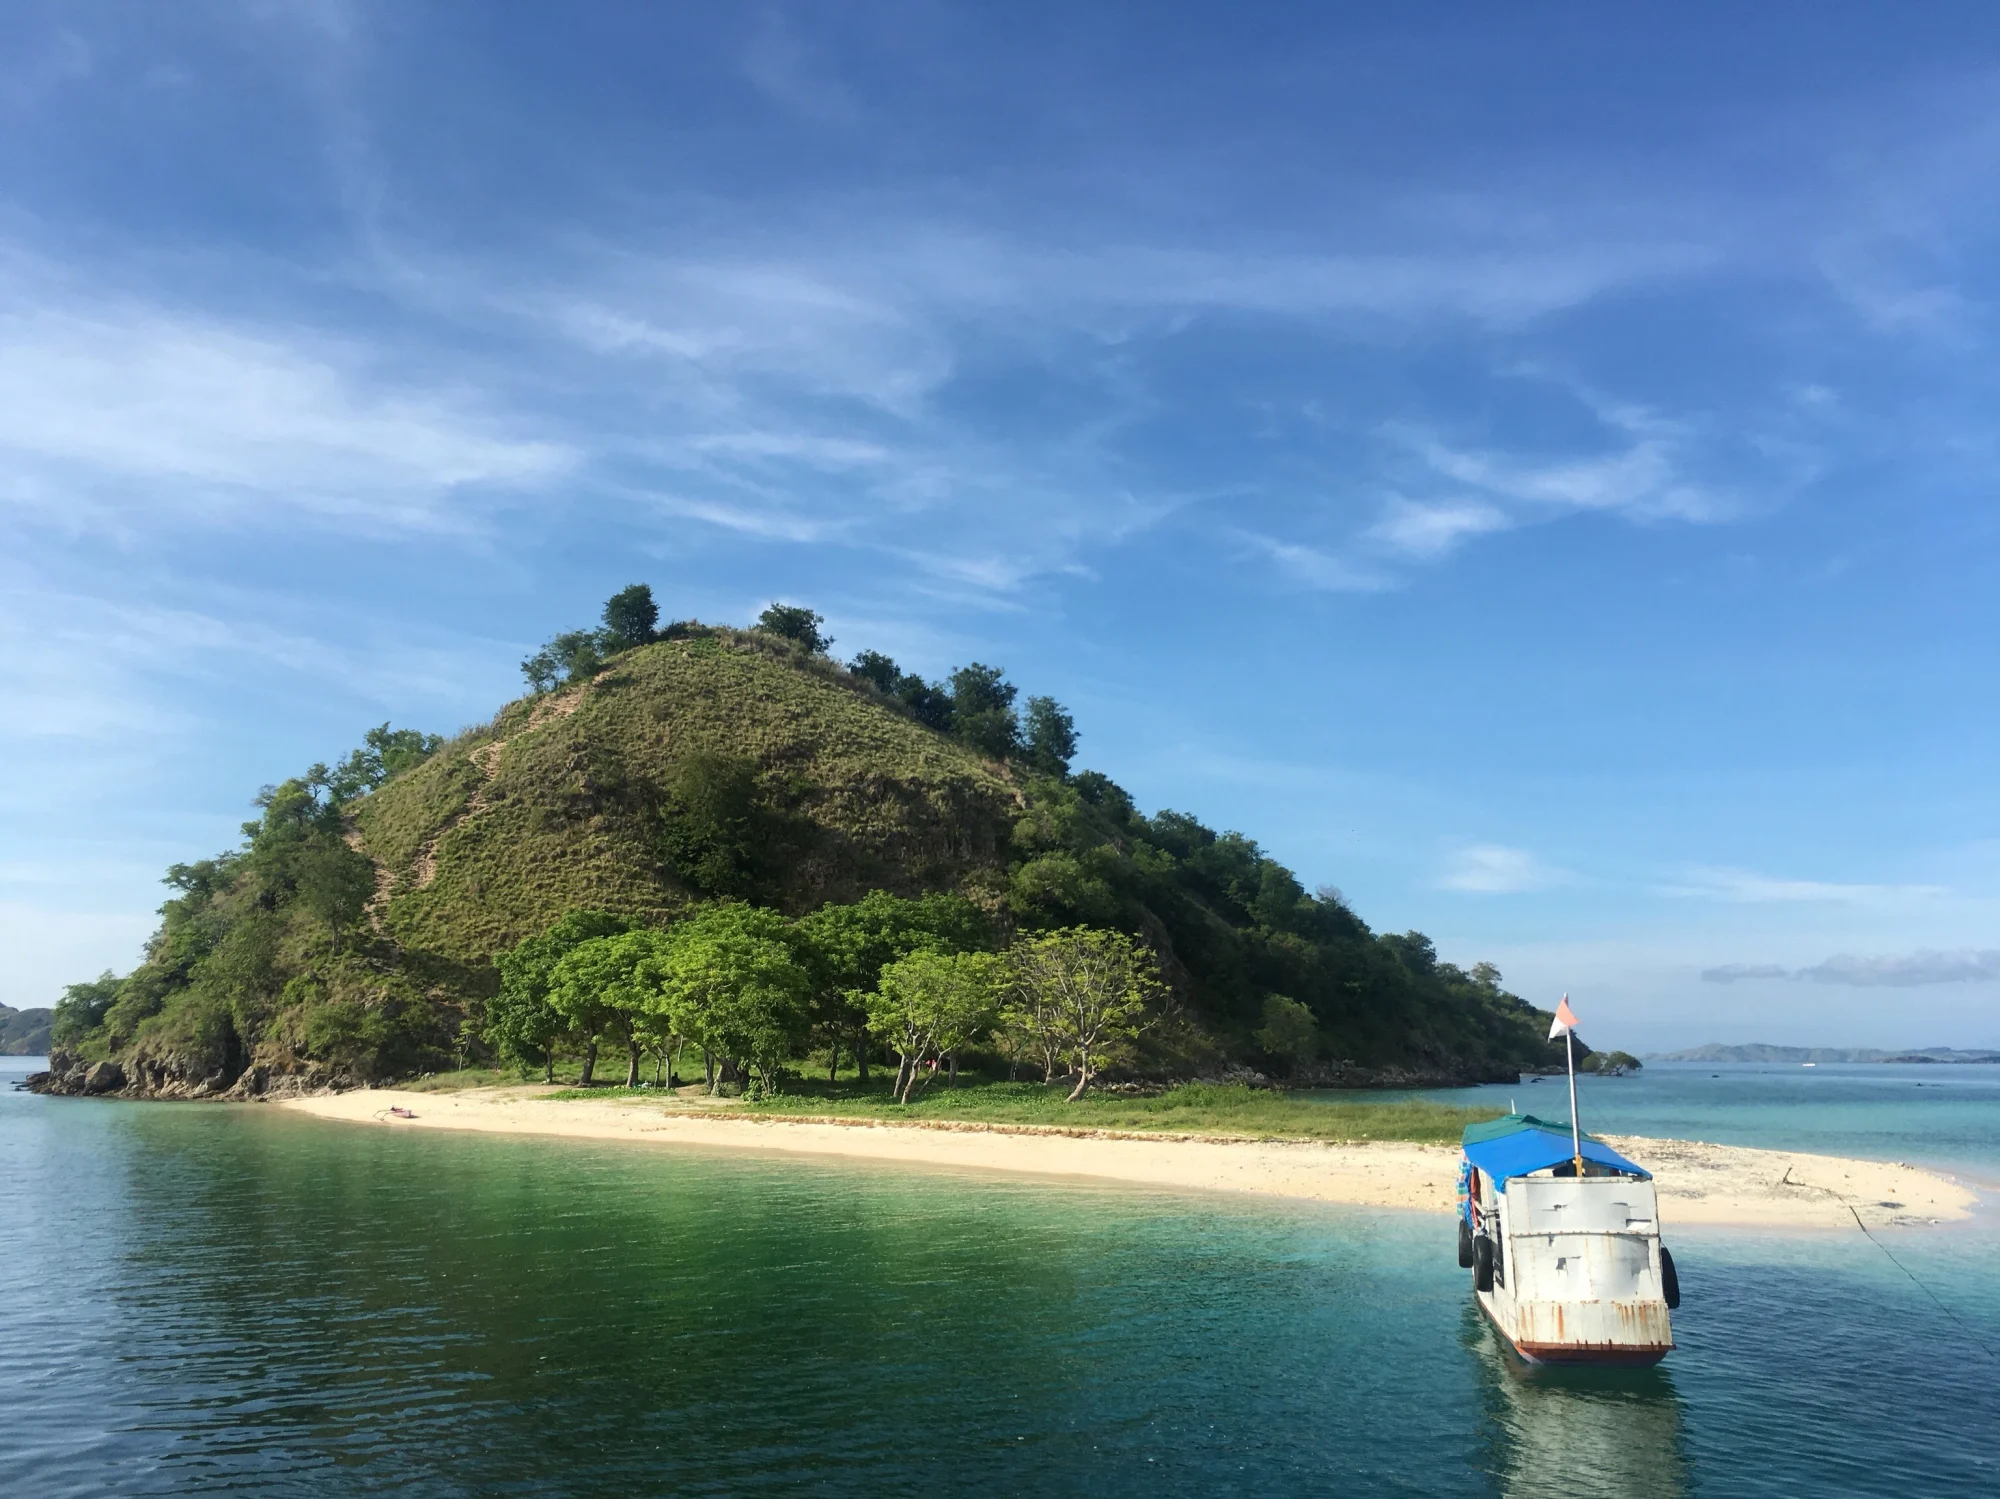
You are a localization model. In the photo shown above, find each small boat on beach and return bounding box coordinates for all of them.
[1457,994,1680,1366]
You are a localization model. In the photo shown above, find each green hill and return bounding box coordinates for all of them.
[39,619,1556,1097]
[358,630,1020,966]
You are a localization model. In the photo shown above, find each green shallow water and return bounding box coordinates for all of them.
[4,1056,1997,1497]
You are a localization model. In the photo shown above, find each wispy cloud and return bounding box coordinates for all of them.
[1365,498,1512,559]
[1412,427,1720,525]
[0,293,571,532]
[644,493,840,543]
[1233,532,1390,592]
[0,579,505,747]
[1704,950,2000,987]
[1662,867,1948,904]
[1439,844,1571,894]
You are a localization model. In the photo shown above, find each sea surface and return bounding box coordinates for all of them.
[1370,1059,2000,1182]
[4,1054,1996,1498]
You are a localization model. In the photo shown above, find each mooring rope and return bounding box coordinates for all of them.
[1842,1201,1998,1365]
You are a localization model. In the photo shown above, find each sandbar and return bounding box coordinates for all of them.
[277,1088,1978,1231]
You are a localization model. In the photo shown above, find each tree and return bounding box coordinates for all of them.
[236,773,374,949]
[867,950,1005,1103]
[1022,696,1078,776]
[848,649,901,693]
[949,662,1019,759]
[489,911,634,1082]
[293,839,376,949]
[1254,995,1319,1073]
[601,584,660,651]
[326,723,444,801]
[549,929,675,1087]
[1382,931,1439,977]
[849,649,957,733]
[949,662,1015,716]
[651,904,812,1094]
[896,673,955,732]
[483,979,567,1084]
[756,603,832,655]
[1006,928,1163,1100]
[51,973,122,1050]
[658,752,767,897]
[521,645,561,694]
[521,630,607,694]
[796,891,992,1080]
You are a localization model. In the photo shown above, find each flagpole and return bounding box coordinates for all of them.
[1565,1025,1583,1176]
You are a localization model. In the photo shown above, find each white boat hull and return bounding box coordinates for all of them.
[1477,1288,1674,1366]
[1472,1174,1675,1366]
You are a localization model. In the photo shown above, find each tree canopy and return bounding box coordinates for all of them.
[550,927,673,1086]
[755,603,832,655]
[796,890,992,1080]
[649,903,812,1093]
[489,910,635,1081]
[327,724,445,801]
[601,584,660,651]
[867,949,1005,1103]
[1005,927,1165,1099]
[657,752,770,898]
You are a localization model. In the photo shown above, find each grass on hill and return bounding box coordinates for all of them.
[538,1078,1491,1145]
[352,629,1019,964]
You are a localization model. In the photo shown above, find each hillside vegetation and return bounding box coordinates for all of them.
[42,593,1557,1098]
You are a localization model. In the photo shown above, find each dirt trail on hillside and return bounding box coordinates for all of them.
[404,690,588,892]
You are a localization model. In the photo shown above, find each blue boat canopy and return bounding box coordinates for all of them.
[1460,1112,1650,1183]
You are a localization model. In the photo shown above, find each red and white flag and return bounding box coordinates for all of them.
[1547,995,1580,1040]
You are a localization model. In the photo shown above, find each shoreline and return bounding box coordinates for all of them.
[276,1088,1979,1231]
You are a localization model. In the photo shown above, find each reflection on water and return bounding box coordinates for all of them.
[1462,1305,1691,1499]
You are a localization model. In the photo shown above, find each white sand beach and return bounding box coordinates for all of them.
[278,1088,1978,1231]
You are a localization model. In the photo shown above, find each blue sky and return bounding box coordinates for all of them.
[5,2,1998,1050]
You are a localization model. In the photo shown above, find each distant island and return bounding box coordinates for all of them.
[1649,1043,2000,1064]
[35,587,1566,1102]
[0,1004,52,1055]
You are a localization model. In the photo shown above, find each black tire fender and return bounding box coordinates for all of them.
[1473,1235,1495,1293]
[1457,1216,1475,1269]
[1660,1245,1681,1310]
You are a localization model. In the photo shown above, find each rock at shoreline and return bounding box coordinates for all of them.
[28,1048,358,1101]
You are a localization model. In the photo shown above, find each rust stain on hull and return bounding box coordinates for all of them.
[1476,1293,1675,1368]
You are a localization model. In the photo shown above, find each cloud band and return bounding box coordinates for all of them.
[1702,950,2000,987]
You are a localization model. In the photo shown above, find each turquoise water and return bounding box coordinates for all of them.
[4,1055,1996,1497]
[1366,1061,2000,1182]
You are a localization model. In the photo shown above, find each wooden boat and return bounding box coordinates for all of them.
[1457,1112,1679,1366]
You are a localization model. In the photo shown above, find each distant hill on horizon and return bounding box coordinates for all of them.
[1650,1043,2000,1064]
[0,1004,52,1055]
